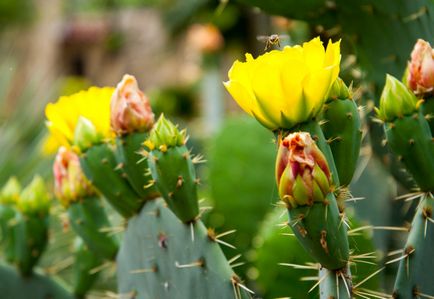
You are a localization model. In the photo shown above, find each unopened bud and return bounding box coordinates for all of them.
[407,39,434,95]
[377,74,419,122]
[111,74,154,135]
[53,147,95,206]
[275,132,331,208]
[0,177,21,205]
[17,176,51,215]
[74,116,101,151]
[144,114,186,151]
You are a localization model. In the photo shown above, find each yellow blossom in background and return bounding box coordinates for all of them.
[45,87,115,152]
[224,37,341,130]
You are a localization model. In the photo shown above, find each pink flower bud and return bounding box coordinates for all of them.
[53,147,94,206]
[275,132,331,208]
[407,39,434,95]
[110,74,154,135]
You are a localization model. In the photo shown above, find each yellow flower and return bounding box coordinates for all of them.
[224,37,341,130]
[45,87,115,152]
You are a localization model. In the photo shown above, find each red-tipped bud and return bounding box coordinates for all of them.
[275,132,331,208]
[53,147,95,206]
[110,74,154,135]
[407,39,434,95]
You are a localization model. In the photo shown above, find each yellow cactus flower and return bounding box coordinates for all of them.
[45,87,115,152]
[224,37,341,130]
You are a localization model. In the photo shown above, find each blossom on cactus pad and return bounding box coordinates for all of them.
[144,114,186,151]
[53,147,95,206]
[407,39,434,95]
[275,132,331,208]
[377,74,420,122]
[224,37,341,130]
[111,74,154,135]
[45,87,115,152]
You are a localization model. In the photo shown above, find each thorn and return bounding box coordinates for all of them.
[278,262,319,270]
[175,259,205,268]
[192,154,207,164]
[308,271,328,293]
[143,180,155,189]
[228,254,242,265]
[190,222,195,242]
[130,265,158,274]
[231,276,254,294]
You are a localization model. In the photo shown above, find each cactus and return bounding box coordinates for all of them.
[117,198,251,299]
[0,263,73,299]
[79,142,144,218]
[67,197,119,260]
[145,115,199,223]
[393,194,434,298]
[322,78,362,187]
[115,132,159,199]
[14,176,51,276]
[71,237,103,298]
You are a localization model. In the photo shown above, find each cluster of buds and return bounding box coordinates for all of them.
[110,74,154,135]
[53,147,95,206]
[407,39,434,95]
[0,177,21,205]
[275,132,332,209]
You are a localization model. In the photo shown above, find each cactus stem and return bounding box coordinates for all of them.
[101,158,108,165]
[175,258,205,268]
[130,265,158,274]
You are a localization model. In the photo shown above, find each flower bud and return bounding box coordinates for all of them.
[17,176,51,215]
[144,114,186,151]
[53,147,95,206]
[327,77,351,101]
[275,132,331,208]
[110,74,154,135]
[74,116,101,151]
[377,74,419,122]
[407,39,434,95]
[0,177,21,205]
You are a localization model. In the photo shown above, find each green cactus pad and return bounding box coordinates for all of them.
[72,238,102,298]
[14,211,49,276]
[0,263,73,299]
[79,143,144,218]
[67,196,119,260]
[383,112,434,191]
[319,266,352,299]
[117,198,251,299]
[115,132,159,199]
[322,98,362,186]
[148,146,199,223]
[393,195,434,298]
[0,204,17,263]
[287,192,349,270]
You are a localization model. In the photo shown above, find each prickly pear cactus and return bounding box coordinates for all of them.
[393,194,434,298]
[117,198,251,299]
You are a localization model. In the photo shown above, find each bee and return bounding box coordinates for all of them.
[257,34,290,51]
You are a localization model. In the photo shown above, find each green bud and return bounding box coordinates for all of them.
[144,114,186,151]
[0,177,21,205]
[327,77,352,101]
[377,74,419,122]
[74,116,102,151]
[17,176,51,215]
